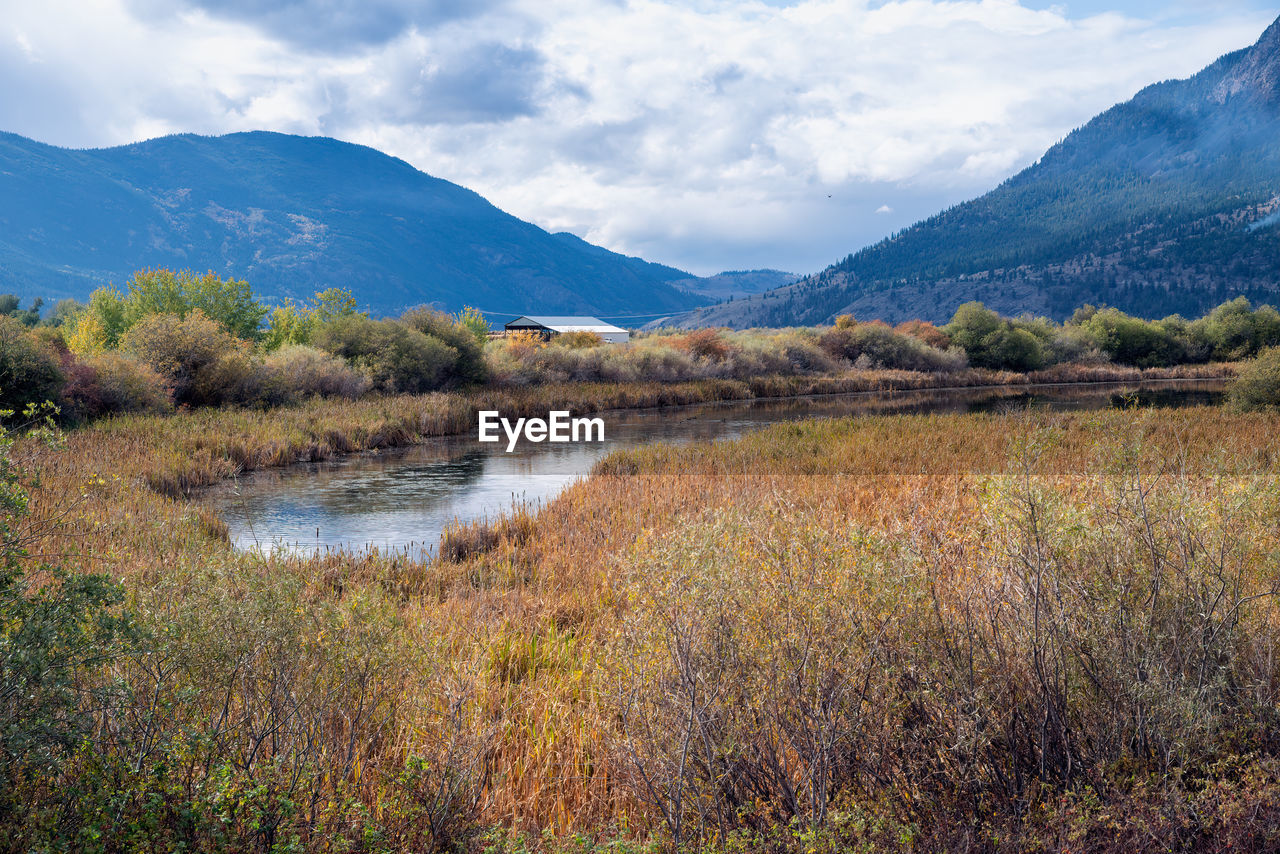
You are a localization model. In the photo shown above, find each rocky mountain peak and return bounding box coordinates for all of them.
[1213,14,1280,106]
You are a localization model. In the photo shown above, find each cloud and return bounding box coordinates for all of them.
[125,0,508,51]
[0,0,1276,275]
[375,41,551,124]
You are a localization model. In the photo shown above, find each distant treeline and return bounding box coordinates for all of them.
[3,269,1270,423]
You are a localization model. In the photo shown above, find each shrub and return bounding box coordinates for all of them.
[1192,297,1280,360]
[675,328,734,361]
[399,308,487,385]
[314,314,459,394]
[979,324,1048,371]
[554,331,603,349]
[61,352,173,421]
[819,323,965,372]
[895,319,951,349]
[1228,346,1280,411]
[0,317,65,417]
[262,346,369,401]
[1082,308,1184,367]
[769,330,839,373]
[945,302,1048,371]
[121,311,262,407]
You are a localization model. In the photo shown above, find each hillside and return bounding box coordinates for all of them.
[673,14,1280,328]
[0,131,706,317]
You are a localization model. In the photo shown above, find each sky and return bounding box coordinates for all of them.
[1,1,1277,277]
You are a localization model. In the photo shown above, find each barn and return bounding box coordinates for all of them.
[503,316,630,343]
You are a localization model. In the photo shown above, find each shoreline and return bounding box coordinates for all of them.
[189,372,1232,501]
[67,362,1234,499]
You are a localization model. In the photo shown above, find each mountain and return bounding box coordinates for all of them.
[0,130,707,317]
[662,269,798,302]
[671,15,1280,329]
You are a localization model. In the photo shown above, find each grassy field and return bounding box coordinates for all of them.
[13,364,1279,852]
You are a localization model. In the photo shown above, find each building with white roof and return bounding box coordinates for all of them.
[503,316,630,343]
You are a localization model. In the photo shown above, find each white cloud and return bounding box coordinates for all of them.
[0,0,1275,275]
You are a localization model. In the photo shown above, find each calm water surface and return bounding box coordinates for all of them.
[201,379,1225,559]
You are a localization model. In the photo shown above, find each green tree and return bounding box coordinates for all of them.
[262,299,317,351]
[313,287,361,322]
[456,306,490,345]
[66,288,129,354]
[123,269,267,340]
[44,299,84,329]
[0,296,42,328]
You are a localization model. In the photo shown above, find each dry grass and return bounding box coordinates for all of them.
[16,367,1278,852]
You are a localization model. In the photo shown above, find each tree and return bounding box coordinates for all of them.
[123,269,267,340]
[44,299,83,328]
[65,288,129,355]
[0,296,42,328]
[455,307,490,345]
[313,287,361,322]
[263,289,365,351]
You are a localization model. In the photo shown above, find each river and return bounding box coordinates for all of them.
[201,379,1225,559]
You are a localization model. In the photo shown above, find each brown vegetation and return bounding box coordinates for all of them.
[9,386,1280,851]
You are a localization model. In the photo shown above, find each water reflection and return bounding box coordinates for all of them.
[201,379,1225,559]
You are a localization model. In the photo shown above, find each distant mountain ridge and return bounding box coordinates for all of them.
[672,14,1280,328]
[0,131,708,317]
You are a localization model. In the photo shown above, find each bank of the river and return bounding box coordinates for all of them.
[67,362,1235,501]
[205,377,1228,559]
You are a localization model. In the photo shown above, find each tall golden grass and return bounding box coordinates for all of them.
[16,370,1280,852]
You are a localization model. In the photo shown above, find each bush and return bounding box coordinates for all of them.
[0,317,65,417]
[770,330,839,373]
[61,352,173,421]
[314,314,459,394]
[945,302,1048,371]
[675,328,734,361]
[1228,346,1280,411]
[122,311,262,407]
[554,331,604,349]
[398,308,487,385]
[262,346,369,401]
[819,323,966,372]
[1082,308,1184,367]
[895,319,951,349]
[979,324,1048,371]
[1192,297,1280,361]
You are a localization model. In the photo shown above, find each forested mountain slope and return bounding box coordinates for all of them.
[0,131,705,316]
[673,14,1280,328]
